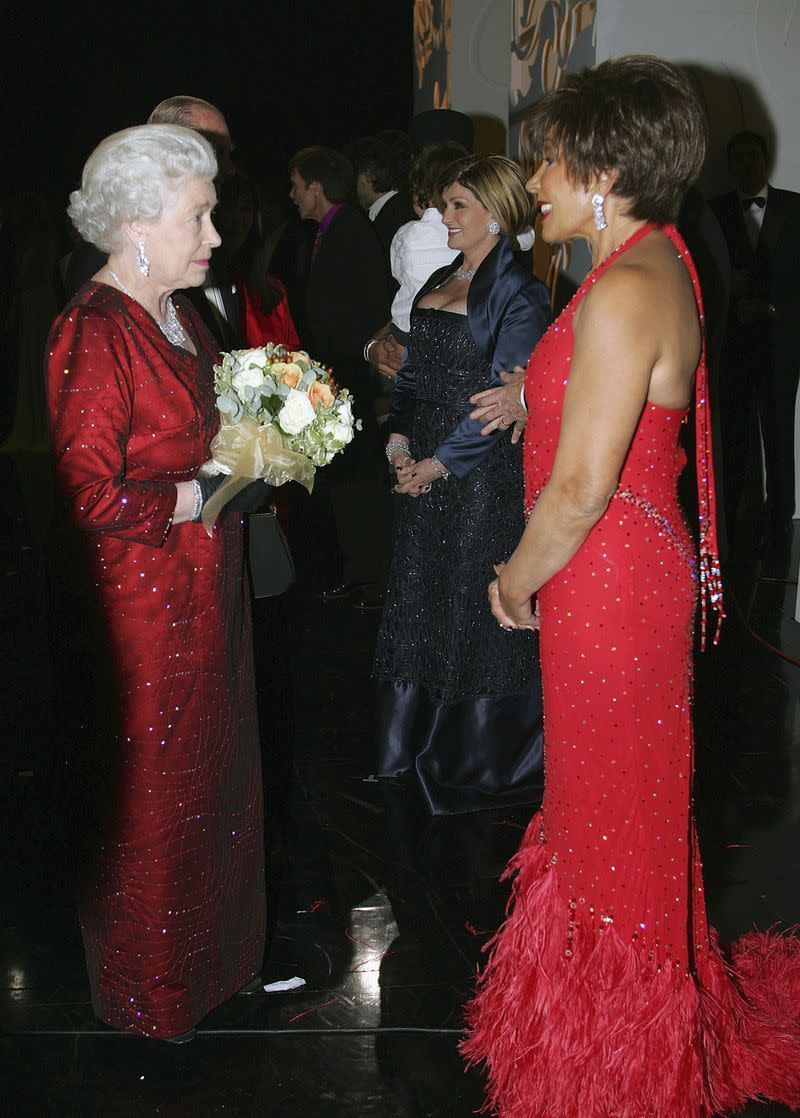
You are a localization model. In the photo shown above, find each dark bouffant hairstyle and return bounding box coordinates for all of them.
[408,141,468,211]
[288,146,354,204]
[348,135,406,194]
[523,55,707,224]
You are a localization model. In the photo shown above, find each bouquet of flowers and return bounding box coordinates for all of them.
[198,343,361,534]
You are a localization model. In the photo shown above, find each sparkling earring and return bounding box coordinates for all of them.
[136,239,150,277]
[591,193,607,231]
[487,219,501,235]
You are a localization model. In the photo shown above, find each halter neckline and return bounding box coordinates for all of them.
[590,222,657,277]
[565,220,724,646]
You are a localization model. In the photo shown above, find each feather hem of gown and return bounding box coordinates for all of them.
[460,810,800,1118]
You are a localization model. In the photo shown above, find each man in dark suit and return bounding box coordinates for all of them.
[349,135,416,261]
[61,95,242,351]
[710,131,800,558]
[288,145,392,601]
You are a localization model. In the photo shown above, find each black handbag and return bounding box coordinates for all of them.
[247,505,295,598]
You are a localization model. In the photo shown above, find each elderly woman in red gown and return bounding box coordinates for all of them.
[46,124,268,1042]
[462,56,800,1117]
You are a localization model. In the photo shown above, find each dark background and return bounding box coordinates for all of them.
[2,2,415,215]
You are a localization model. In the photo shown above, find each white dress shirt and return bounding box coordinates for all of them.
[203,279,233,326]
[738,182,768,250]
[368,190,398,223]
[389,208,458,333]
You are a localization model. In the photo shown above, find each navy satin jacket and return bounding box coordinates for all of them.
[389,235,551,478]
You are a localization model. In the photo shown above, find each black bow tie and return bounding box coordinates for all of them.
[742,196,765,210]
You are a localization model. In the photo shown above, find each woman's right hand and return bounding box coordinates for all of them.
[469,367,527,441]
[489,561,539,630]
[392,451,416,486]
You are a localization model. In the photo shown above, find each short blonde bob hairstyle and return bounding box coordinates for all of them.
[67,123,218,253]
[434,154,535,237]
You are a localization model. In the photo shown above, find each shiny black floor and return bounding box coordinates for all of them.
[1,448,799,1116]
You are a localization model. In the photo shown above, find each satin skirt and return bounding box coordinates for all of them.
[375,678,544,815]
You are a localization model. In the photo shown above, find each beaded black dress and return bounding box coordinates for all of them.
[373,307,543,814]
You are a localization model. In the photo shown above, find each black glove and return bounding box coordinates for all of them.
[193,475,272,520]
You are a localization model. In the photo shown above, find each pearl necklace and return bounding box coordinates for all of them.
[107,270,188,348]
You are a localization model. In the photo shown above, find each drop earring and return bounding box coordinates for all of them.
[136,239,150,277]
[487,219,501,235]
[591,193,607,231]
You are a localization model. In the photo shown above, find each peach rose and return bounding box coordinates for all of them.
[308,380,335,410]
[271,361,303,388]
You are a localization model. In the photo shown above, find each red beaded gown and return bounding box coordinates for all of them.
[461,225,800,1116]
[46,283,266,1038]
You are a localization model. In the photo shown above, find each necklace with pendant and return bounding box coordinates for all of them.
[107,270,188,348]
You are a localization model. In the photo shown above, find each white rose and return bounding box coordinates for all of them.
[229,349,269,393]
[330,400,354,443]
[241,347,269,369]
[331,418,354,444]
[277,388,317,435]
[232,368,268,395]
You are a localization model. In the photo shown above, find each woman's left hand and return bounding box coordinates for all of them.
[489,561,539,630]
[394,457,440,497]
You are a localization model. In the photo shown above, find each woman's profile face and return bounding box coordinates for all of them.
[143,177,221,290]
[527,142,593,245]
[440,181,497,258]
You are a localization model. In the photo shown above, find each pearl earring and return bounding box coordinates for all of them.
[487,219,501,236]
[591,193,607,231]
[136,239,150,276]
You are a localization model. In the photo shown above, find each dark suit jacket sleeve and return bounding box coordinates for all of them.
[387,344,416,439]
[434,281,550,478]
[306,207,391,362]
[62,241,108,305]
[373,193,417,256]
[768,190,800,313]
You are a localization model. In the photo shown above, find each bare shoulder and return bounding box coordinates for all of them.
[574,259,652,345]
[577,230,694,335]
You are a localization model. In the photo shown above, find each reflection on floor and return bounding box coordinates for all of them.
[1,449,799,1116]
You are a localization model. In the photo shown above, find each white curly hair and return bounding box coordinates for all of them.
[67,123,217,252]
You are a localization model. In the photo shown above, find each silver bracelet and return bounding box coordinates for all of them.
[190,478,204,521]
[385,439,410,464]
[363,338,377,363]
[431,454,450,481]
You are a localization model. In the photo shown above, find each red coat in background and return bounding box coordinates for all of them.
[236,274,300,534]
[238,274,300,354]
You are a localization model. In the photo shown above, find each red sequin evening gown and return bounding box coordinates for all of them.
[47,283,266,1039]
[461,225,800,1116]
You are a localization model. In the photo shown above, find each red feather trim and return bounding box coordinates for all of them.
[461,813,800,1117]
